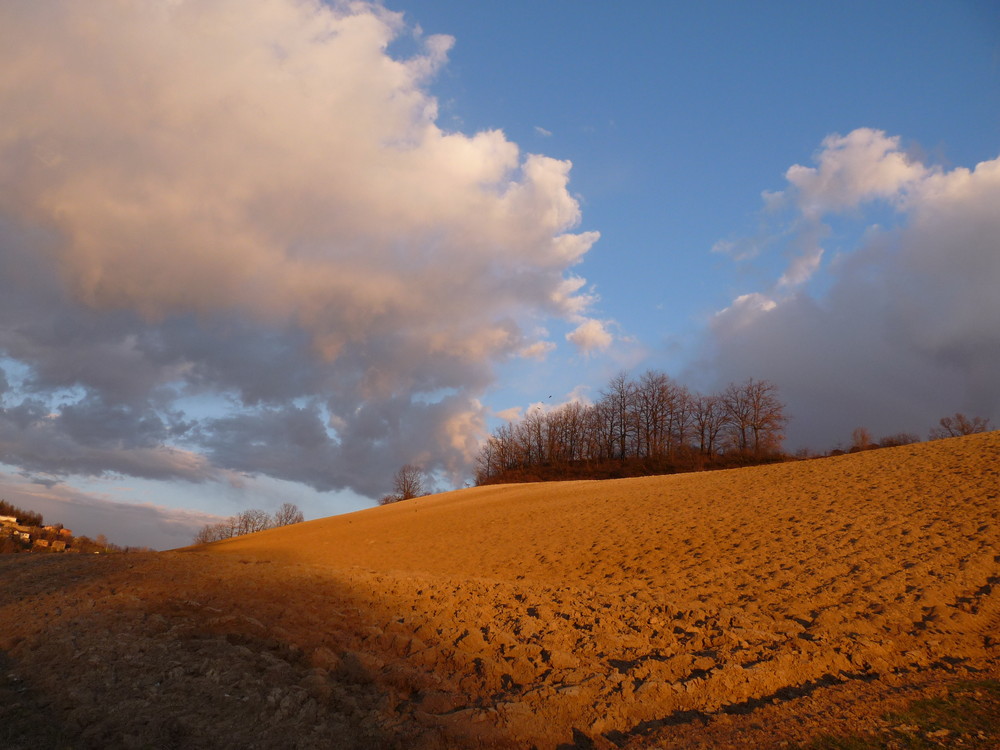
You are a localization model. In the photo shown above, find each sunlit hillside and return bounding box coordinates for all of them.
[2,432,998,749]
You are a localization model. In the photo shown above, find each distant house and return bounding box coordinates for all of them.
[33,538,49,548]
[16,531,30,541]
[59,528,72,537]
[0,515,17,526]
[51,540,67,552]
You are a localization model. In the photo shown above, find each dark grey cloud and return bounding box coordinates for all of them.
[706,131,1000,450]
[192,392,477,497]
[0,394,217,483]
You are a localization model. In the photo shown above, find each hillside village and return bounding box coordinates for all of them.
[0,502,116,555]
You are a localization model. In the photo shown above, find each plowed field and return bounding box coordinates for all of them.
[2,433,998,748]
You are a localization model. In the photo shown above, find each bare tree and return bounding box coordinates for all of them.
[519,407,547,466]
[472,370,788,485]
[721,381,753,453]
[548,401,588,464]
[587,397,618,462]
[494,423,519,473]
[392,464,427,501]
[273,502,304,527]
[878,432,920,448]
[193,506,284,545]
[234,508,272,535]
[929,413,992,440]
[721,378,786,456]
[478,421,526,480]
[193,519,236,545]
[194,522,227,545]
[600,371,638,461]
[850,427,873,452]
[634,371,690,458]
[474,433,502,485]
[670,386,695,452]
[692,393,728,457]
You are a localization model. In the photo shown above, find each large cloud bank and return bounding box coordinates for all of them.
[0,0,600,498]
[710,129,1000,449]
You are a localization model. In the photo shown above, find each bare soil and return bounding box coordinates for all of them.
[2,432,998,748]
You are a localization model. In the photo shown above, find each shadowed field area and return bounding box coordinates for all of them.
[1,432,998,748]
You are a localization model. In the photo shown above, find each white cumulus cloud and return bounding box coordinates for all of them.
[566,318,614,354]
[784,129,929,218]
[0,0,600,502]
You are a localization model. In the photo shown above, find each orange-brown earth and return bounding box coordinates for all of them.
[1,432,998,749]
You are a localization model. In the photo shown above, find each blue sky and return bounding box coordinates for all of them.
[406,1,998,362]
[405,0,1000,439]
[0,0,998,549]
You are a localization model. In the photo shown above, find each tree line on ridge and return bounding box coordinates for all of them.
[193,502,305,544]
[474,372,787,485]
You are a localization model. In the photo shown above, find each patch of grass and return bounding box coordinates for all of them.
[884,679,1000,746]
[793,680,1000,750]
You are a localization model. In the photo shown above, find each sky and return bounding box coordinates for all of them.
[1,0,997,549]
